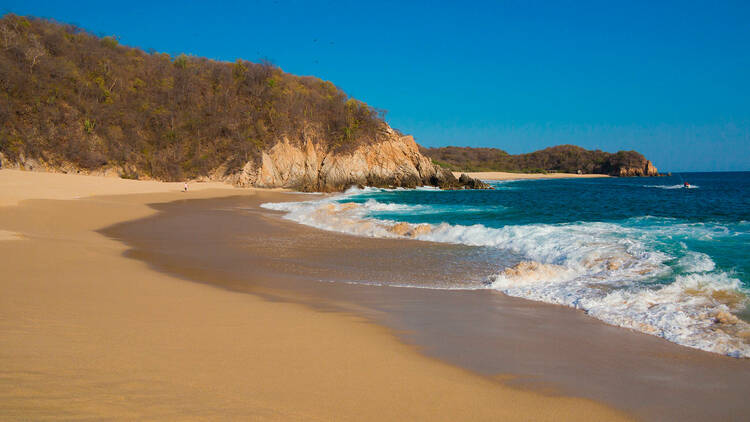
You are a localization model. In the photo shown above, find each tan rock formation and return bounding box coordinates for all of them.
[645,160,659,176]
[221,125,472,191]
[618,160,659,177]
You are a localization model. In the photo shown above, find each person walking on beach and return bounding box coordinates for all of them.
[184,182,188,192]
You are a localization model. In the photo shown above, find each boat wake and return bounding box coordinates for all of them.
[644,184,699,189]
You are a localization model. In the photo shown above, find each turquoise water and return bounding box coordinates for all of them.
[263,172,750,357]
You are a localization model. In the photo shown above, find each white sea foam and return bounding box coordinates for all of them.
[262,192,750,357]
[361,199,426,212]
[494,264,749,357]
[284,191,324,195]
[678,251,716,273]
[341,185,440,194]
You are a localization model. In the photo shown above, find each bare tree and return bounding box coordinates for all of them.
[24,35,45,74]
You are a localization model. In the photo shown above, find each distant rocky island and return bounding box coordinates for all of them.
[0,15,656,191]
[420,145,659,177]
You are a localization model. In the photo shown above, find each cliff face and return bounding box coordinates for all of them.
[617,160,659,177]
[219,126,461,191]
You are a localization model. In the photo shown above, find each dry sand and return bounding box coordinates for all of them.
[0,169,238,207]
[454,171,610,181]
[0,169,629,420]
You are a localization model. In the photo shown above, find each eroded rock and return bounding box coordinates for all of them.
[219,125,490,191]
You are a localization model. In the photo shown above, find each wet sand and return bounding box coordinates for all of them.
[454,171,610,180]
[105,193,750,421]
[0,170,629,420]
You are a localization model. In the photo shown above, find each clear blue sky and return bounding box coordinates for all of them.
[4,1,749,171]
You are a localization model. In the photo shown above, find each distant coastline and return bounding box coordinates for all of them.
[423,145,659,177]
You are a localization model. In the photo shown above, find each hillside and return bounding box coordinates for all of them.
[0,15,483,191]
[420,145,659,177]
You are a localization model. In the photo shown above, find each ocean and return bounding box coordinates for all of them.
[262,172,750,358]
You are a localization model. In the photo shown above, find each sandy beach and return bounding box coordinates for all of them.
[107,190,750,421]
[454,171,610,181]
[3,4,746,421]
[0,169,629,420]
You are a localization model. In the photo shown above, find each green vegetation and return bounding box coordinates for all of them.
[419,145,651,175]
[0,14,386,180]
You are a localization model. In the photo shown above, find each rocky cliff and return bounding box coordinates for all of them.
[617,160,659,177]
[217,126,476,191]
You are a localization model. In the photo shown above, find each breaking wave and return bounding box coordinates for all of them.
[262,188,750,357]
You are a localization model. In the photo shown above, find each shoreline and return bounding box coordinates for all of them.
[0,170,629,420]
[107,189,750,421]
[453,171,611,180]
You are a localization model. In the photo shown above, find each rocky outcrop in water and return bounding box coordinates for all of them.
[458,173,491,189]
